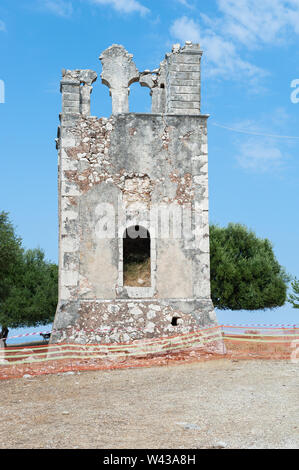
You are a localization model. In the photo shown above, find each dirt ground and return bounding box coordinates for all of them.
[0,359,298,449]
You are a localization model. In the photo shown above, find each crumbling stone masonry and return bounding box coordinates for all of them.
[51,42,221,345]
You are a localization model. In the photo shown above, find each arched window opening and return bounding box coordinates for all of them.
[123,226,151,287]
[129,82,152,113]
[90,79,112,118]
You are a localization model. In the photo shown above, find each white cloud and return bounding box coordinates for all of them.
[170,1,299,81]
[42,0,73,17]
[90,0,150,15]
[170,16,200,42]
[225,112,295,172]
[39,0,149,17]
[170,16,265,80]
[215,0,299,48]
[236,138,285,172]
[0,20,6,32]
[176,0,194,9]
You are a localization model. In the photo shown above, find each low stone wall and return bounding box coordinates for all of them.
[51,298,218,344]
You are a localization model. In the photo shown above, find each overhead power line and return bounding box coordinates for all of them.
[212,122,299,140]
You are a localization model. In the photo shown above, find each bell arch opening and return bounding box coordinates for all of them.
[123,225,151,287]
[129,82,152,113]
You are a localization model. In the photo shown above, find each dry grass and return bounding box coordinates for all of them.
[123,258,151,287]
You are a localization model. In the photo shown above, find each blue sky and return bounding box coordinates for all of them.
[0,0,299,337]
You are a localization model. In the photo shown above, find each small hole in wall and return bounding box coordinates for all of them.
[171,316,181,326]
[123,226,151,287]
[160,84,165,89]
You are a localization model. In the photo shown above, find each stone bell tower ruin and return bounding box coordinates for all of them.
[51,42,220,344]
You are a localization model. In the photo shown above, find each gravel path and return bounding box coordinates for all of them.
[0,359,298,449]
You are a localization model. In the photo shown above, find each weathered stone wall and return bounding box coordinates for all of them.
[52,43,218,345]
[165,42,202,115]
[51,299,217,344]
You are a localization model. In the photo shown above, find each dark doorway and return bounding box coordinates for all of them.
[123,226,151,287]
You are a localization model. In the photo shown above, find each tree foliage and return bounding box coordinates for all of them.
[0,212,23,306]
[210,223,289,310]
[0,212,58,340]
[288,278,299,309]
[0,212,293,342]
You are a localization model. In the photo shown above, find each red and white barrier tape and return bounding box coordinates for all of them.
[4,326,111,340]
[3,323,298,342]
[222,323,299,328]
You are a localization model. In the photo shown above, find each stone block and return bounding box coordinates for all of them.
[169,100,200,109]
[171,93,200,102]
